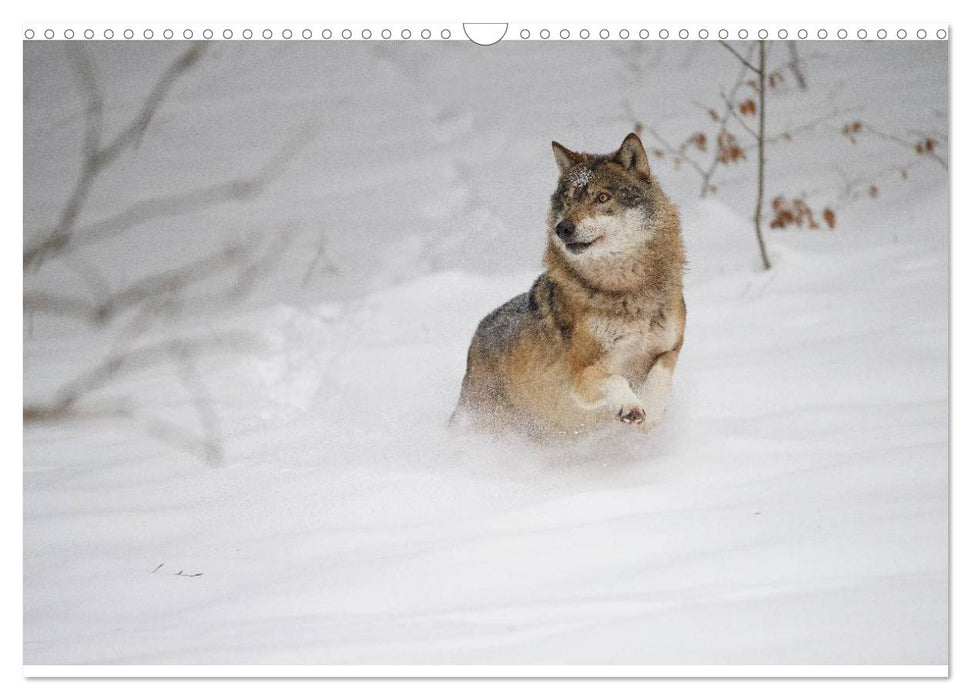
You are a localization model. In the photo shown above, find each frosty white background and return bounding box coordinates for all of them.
[23,39,947,665]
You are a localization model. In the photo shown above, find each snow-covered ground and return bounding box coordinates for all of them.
[23,39,948,665]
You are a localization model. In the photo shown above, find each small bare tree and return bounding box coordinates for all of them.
[626,41,946,272]
[23,43,318,463]
[718,39,771,269]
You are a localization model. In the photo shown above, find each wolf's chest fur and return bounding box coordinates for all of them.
[586,310,674,386]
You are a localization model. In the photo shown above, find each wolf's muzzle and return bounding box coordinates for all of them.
[555,220,576,241]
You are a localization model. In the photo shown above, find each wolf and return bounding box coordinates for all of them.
[452,133,686,439]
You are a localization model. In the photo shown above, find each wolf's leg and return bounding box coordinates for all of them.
[637,349,680,431]
[573,365,646,425]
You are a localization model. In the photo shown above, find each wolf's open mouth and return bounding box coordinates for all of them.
[565,236,602,254]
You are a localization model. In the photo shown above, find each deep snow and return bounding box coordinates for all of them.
[23,39,948,665]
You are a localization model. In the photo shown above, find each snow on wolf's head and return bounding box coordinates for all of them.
[544,133,681,294]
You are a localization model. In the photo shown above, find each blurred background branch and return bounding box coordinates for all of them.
[23,43,318,464]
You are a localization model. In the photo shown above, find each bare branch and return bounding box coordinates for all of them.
[91,242,247,323]
[24,226,295,332]
[23,398,224,465]
[25,242,245,326]
[64,123,318,252]
[101,44,207,161]
[621,101,710,182]
[761,108,847,145]
[23,291,96,320]
[56,252,113,305]
[906,126,947,141]
[302,232,339,287]
[832,159,924,206]
[135,412,222,464]
[27,44,106,267]
[719,40,761,74]
[725,101,847,149]
[696,52,754,196]
[787,41,808,90]
[24,331,251,465]
[169,343,222,464]
[24,331,261,421]
[859,122,948,170]
[170,224,298,317]
[723,97,760,141]
[23,401,128,424]
[24,44,208,270]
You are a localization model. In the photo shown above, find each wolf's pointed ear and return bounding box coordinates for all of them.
[552,141,581,174]
[614,132,650,178]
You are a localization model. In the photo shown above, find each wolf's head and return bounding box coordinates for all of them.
[544,133,680,294]
[547,132,663,256]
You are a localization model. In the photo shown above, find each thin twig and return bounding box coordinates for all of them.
[696,51,754,197]
[787,41,808,90]
[719,40,761,74]
[725,103,847,149]
[630,113,708,182]
[301,232,340,287]
[859,122,948,170]
[831,159,923,206]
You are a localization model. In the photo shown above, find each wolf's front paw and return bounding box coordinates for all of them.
[617,403,646,425]
[601,375,646,427]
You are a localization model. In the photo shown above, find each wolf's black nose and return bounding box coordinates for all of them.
[555,220,576,240]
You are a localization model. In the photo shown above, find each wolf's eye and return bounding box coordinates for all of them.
[596,192,611,203]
